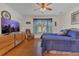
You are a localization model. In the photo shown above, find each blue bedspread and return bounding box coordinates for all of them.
[41,33,79,53]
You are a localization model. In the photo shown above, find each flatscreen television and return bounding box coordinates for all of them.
[1,19,20,34]
[10,20,20,32]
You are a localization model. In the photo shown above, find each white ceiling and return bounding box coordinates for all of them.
[6,3,79,16]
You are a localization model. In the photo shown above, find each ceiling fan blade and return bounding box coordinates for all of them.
[34,9,39,11]
[36,3,40,6]
[46,3,52,6]
[46,8,52,11]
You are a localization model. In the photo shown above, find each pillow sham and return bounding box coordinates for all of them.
[67,31,78,38]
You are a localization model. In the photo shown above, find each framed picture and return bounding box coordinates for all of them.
[71,10,79,24]
[26,22,31,24]
[1,10,11,20]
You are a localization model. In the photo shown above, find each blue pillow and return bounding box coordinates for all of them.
[67,31,78,38]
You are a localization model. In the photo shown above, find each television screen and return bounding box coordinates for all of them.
[10,20,20,32]
[1,19,20,34]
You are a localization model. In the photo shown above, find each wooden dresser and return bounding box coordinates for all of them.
[0,32,26,56]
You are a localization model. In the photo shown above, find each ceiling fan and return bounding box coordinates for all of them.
[35,3,52,12]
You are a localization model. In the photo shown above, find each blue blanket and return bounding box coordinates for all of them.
[41,33,79,53]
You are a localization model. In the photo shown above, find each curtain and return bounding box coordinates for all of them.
[33,18,52,34]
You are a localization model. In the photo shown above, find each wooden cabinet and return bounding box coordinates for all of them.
[0,34,14,55]
[22,32,26,41]
[0,32,25,56]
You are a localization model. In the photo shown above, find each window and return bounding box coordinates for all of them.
[33,18,52,34]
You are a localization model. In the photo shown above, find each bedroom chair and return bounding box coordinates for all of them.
[25,29,34,40]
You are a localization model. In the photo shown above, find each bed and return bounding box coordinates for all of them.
[41,30,79,54]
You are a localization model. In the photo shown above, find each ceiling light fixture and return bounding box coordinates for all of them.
[34,3,52,12]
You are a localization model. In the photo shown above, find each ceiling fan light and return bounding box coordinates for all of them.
[40,8,46,12]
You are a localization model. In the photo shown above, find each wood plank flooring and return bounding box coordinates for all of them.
[4,39,42,56]
[4,38,79,56]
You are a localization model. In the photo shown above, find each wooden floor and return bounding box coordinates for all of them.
[4,38,79,56]
[4,39,42,56]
